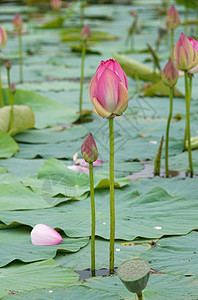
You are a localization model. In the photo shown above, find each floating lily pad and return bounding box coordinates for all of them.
[61,29,118,42]
[0,227,89,267]
[0,259,79,298]
[0,130,19,158]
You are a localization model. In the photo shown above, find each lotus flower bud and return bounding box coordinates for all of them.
[188,37,198,74]
[10,83,16,94]
[81,133,99,164]
[89,59,129,118]
[173,33,198,71]
[12,14,23,33]
[31,224,63,245]
[5,60,11,70]
[161,58,179,87]
[0,27,7,50]
[51,0,62,10]
[166,5,180,30]
[81,24,91,41]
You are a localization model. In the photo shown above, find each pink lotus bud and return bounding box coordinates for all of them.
[51,0,62,10]
[0,27,7,50]
[166,5,180,29]
[89,59,129,118]
[81,24,91,41]
[81,133,99,163]
[173,33,198,71]
[188,37,198,52]
[10,83,16,94]
[12,14,23,32]
[188,37,198,73]
[31,224,63,245]
[5,60,11,70]
[161,58,179,87]
[130,10,137,17]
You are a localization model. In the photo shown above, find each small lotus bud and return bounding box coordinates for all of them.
[31,224,63,245]
[130,10,137,17]
[51,0,62,10]
[161,58,179,87]
[12,14,23,32]
[5,60,11,70]
[81,133,99,163]
[0,27,7,50]
[10,83,16,94]
[173,33,198,71]
[166,5,180,30]
[81,24,91,41]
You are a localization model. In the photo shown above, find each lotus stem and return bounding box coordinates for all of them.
[109,116,115,274]
[137,291,143,300]
[79,40,86,120]
[89,162,95,275]
[184,75,193,148]
[184,70,193,176]
[170,29,174,58]
[165,86,173,177]
[8,92,14,135]
[0,63,4,107]
[18,33,23,83]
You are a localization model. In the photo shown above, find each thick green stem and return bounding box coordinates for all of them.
[170,29,174,58]
[7,69,12,106]
[184,70,193,176]
[8,92,14,135]
[0,64,4,107]
[18,33,23,83]
[137,291,143,300]
[165,86,173,177]
[109,117,115,274]
[89,162,95,275]
[79,40,86,120]
[80,0,84,28]
[184,75,192,148]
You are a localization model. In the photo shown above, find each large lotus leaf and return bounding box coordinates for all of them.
[55,237,149,270]
[0,227,89,267]
[0,166,7,174]
[0,259,79,298]
[141,231,198,276]
[2,285,119,300]
[42,16,64,29]
[1,182,198,239]
[0,130,19,158]
[143,80,184,98]
[0,105,35,136]
[2,89,78,128]
[21,159,129,199]
[12,273,198,300]
[0,181,52,210]
[83,273,198,300]
[14,125,88,144]
[0,158,47,177]
[161,149,198,174]
[114,53,161,83]
[61,29,118,42]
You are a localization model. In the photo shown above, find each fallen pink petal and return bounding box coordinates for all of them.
[31,224,63,246]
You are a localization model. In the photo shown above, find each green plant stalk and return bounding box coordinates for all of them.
[79,40,86,120]
[137,291,143,300]
[89,162,95,275]
[184,75,193,148]
[0,64,4,107]
[7,68,12,106]
[165,86,173,177]
[184,70,193,176]
[109,117,115,274]
[18,33,23,83]
[80,0,84,28]
[170,29,174,58]
[8,92,14,135]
